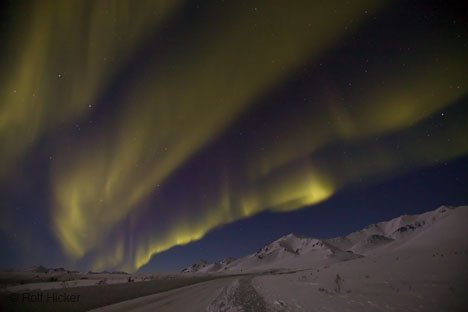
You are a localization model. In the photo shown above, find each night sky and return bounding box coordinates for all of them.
[0,0,467,272]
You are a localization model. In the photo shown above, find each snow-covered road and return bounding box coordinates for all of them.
[90,277,238,312]
[207,276,267,312]
[91,275,269,312]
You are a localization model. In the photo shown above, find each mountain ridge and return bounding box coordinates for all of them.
[182,205,465,273]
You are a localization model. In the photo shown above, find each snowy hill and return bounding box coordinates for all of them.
[183,205,467,273]
[181,257,237,273]
[181,260,209,273]
[221,234,360,273]
[325,206,456,253]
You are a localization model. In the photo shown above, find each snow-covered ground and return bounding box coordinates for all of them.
[176,205,468,311]
[0,271,178,292]
[252,205,468,311]
[91,278,237,312]
[2,205,467,311]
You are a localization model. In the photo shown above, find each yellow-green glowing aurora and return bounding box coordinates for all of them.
[0,0,182,177]
[0,1,467,271]
[51,0,384,266]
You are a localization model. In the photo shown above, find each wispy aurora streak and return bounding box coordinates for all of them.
[0,0,182,178]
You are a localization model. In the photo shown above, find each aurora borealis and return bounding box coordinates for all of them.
[0,0,467,272]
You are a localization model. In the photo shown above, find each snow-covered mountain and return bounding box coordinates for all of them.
[183,205,466,273]
[197,257,237,273]
[326,205,456,254]
[224,234,361,273]
[181,260,209,273]
[181,257,237,273]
